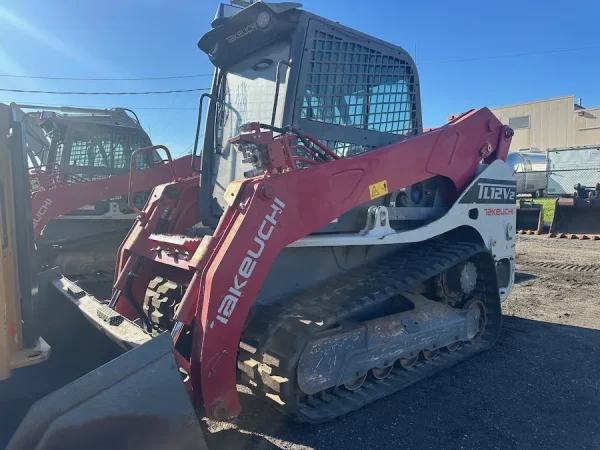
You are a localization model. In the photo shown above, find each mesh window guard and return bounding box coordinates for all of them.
[68,128,151,175]
[301,30,417,142]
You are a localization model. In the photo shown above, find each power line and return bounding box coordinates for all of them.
[0,43,596,86]
[0,45,600,89]
[1,101,199,110]
[0,100,198,110]
[1,100,200,111]
[420,45,600,65]
[0,87,210,95]
[0,73,213,81]
[174,143,195,158]
[0,43,595,83]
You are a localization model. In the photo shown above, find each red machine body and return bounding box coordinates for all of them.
[111,108,511,419]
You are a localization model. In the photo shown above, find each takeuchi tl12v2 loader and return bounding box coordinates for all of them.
[7,2,516,448]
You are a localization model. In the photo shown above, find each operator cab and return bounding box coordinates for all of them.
[197,2,448,233]
[13,105,158,215]
[40,110,155,179]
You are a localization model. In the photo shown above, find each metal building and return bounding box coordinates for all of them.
[450,95,600,152]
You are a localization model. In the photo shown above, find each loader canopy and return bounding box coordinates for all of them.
[43,116,154,179]
[198,2,422,226]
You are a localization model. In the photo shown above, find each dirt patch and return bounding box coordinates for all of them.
[507,234,600,330]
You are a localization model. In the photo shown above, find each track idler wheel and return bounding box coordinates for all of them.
[344,373,367,391]
[436,261,478,307]
[464,299,487,342]
[369,365,393,380]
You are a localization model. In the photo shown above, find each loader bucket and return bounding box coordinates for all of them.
[516,201,544,234]
[7,333,208,450]
[548,198,600,240]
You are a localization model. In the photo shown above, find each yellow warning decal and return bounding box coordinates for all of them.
[369,180,388,200]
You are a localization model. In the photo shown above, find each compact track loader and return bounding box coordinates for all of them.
[11,104,196,275]
[7,2,515,448]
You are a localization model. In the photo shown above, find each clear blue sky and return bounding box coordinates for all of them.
[1,0,599,155]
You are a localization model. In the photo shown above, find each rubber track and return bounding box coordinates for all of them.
[144,277,181,332]
[519,261,600,273]
[238,240,502,423]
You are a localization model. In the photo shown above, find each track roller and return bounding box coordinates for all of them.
[464,299,487,342]
[369,365,394,380]
[421,349,439,361]
[344,373,367,391]
[445,342,461,352]
[396,355,418,369]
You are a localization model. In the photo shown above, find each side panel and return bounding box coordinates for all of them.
[8,116,40,348]
[288,160,517,301]
[0,104,48,381]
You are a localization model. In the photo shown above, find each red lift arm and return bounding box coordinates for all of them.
[30,154,195,239]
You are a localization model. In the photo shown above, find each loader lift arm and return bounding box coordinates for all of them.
[30,153,195,239]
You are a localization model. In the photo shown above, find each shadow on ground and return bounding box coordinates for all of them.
[203,316,600,450]
[514,271,537,283]
[0,294,123,449]
[2,315,598,450]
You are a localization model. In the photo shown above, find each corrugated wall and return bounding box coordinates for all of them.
[574,107,600,146]
[486,96,600,152]
[490,96,572,151]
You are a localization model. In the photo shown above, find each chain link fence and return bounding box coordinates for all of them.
[514,146,600,197]
[516,166,600,197]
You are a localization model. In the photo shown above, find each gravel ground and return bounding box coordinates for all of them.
[3,235,600,449]
[202,235,600,450]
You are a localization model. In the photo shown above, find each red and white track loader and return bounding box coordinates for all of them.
[13,103,196,275]
[6,2,516,448]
